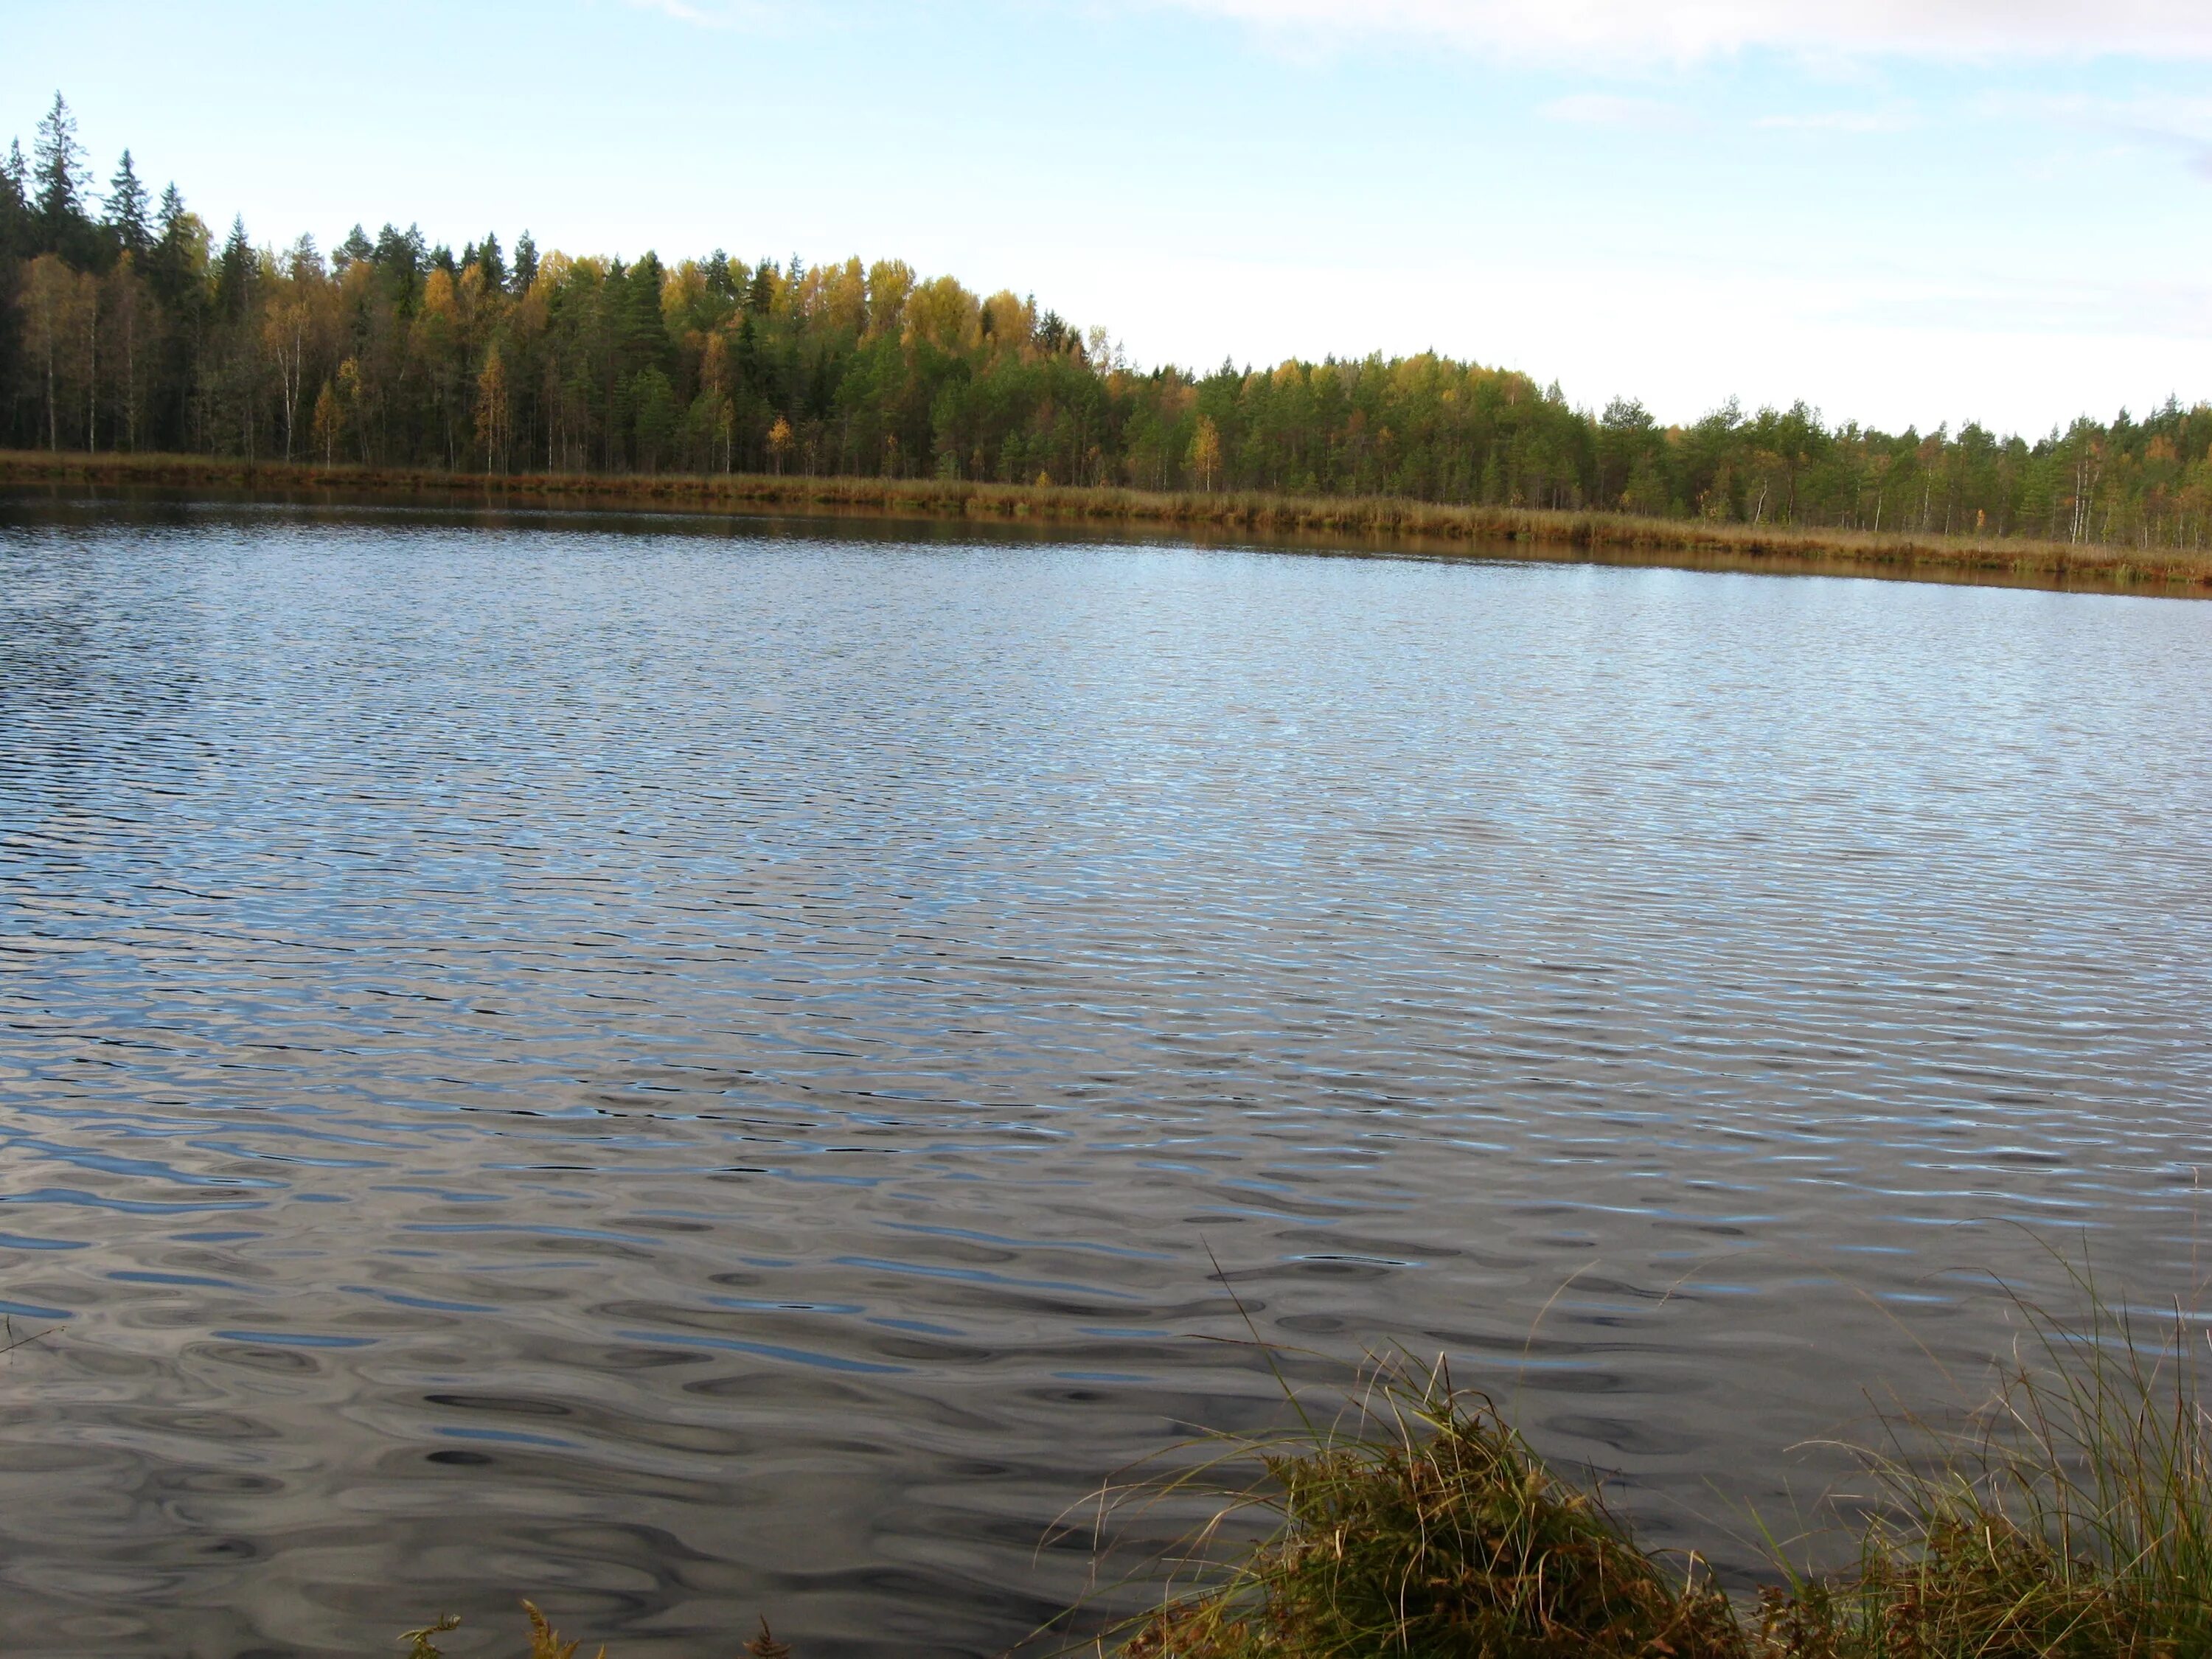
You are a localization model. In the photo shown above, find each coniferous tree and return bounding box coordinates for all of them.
[335,223,372,273]
[0,141,30,259]
[32,94,91,260]
[215,216,252,320]
[104,149,149,254]
[0,141,22,426]
[145,184,195,302]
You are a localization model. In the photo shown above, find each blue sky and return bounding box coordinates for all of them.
[8,0,2211,434]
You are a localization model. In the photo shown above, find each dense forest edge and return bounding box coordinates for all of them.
[5,92,2211,589]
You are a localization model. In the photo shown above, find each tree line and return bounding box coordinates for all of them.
[5,94,2208,548]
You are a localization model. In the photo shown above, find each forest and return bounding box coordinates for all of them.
[4,93,2209,549]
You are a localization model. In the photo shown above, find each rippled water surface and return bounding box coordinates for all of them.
[2,499,2210,1657]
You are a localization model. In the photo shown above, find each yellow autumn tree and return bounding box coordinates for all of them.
[1189,415,1222,493]
[333,357,364,464]
[262,295,313,460]
[768,415,795,474]
[475,347,510,473]
[310,380,343,466]
[19,254,95,451]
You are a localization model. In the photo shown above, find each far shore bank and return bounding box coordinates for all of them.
[6,450,2208,597]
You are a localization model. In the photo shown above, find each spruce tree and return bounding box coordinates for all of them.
[144,182,195,305]
[216,214,254,320]
[32,92,90,255]
[704,248,735,300]
[105,148,150,253]
[627,252,669,370]
[0,139,28,259]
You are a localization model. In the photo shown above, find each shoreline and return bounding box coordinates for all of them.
[5,450,2209,597]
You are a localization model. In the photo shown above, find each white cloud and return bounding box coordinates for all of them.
[618,0,790,28]
[1158,0,2212,61]
[1754,108,1915,133]
[1543,93,1698,129]
[1980,91,2212,180]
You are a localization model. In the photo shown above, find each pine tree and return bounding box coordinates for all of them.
[0,138,28,258]
[217,214,254,320]
[704,248,735,300]
[626,252,669,370]
[510,230,538,294]
[144,182,198,307]
[105,149,149,253]
[33,92,90,255]
[335,223,372,272]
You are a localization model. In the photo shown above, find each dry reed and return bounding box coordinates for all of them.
[7,451,2208,595]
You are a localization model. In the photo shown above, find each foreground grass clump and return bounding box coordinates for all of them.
[1116,1298,2212,1659]
[1119,1372,1744,1659]
[1756,1288,2212,1659]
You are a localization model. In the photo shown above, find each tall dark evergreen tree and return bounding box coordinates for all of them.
[104,148,150,254]
[0,138,23,425]
[0,139,29,259]
[216,215,254,319]
[703,249,736,300]
[143,182,195,305]
[32,93,91,257]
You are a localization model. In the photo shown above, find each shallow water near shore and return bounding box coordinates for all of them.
[1,498,2209,1658]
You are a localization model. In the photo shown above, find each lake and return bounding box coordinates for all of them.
[2,498,2208,1658]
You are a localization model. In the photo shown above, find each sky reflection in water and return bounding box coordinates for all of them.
[1,502,2209,1657]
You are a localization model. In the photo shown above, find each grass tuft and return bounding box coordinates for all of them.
[1755,1272,2212,1659]
[1113,1281,2212,1659]
[1114,1360,1744,1659]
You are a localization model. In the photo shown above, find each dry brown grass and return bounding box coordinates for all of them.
[6,451,2208,595]
[1108,1293,2212,1659]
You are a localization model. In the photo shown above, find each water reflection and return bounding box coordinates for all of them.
[1,500,2209,1657]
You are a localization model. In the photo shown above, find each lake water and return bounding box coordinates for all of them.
[2,498,2209,1658]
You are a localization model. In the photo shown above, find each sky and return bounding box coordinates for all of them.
[7,0,2211,435]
